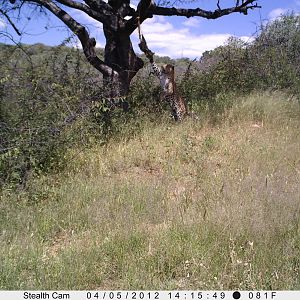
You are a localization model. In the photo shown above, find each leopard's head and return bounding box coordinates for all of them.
[161,64,175,77]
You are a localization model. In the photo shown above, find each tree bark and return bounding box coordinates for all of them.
[103,25,144,99]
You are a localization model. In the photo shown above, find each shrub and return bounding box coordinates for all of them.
[0,44,102,187]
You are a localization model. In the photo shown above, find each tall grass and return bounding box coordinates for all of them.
[1,92,300,289]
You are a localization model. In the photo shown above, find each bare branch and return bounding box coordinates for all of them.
[150,0,260,18]
[0,8,21,35]
[55,0,114,25]
[83,0,109,11]
[125,0,260,34]
[28,0,117,77]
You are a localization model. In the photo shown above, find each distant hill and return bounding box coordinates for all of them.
[0,42,181,62]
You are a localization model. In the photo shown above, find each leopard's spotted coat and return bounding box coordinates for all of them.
[151,62,187,121]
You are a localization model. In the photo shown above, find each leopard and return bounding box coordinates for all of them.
[138,35,188,121]
[151,62,188,121]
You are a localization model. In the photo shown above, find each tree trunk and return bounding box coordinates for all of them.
[103,25,144,100]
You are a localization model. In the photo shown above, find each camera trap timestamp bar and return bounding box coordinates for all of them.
[0,290,299,300]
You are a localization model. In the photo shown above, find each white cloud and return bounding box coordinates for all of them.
[268,8,288,20]
[0,18,6,29]
[182,18,201,28]
[141,16,173,34]
[133,16,250,58]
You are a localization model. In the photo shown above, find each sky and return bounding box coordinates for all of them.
[1,0,300,58]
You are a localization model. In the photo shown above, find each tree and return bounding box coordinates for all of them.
[2,0,260,102]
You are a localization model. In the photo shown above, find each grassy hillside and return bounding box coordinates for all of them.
[1,92,299,289]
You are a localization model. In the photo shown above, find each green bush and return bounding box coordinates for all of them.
[0,45,103,187]
[178,14,300,118]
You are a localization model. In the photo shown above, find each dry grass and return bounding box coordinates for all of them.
[1,92,300,289]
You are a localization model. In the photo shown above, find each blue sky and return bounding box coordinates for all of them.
[1,0,300,58]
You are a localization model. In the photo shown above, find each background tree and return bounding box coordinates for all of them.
[2,0,260,101]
